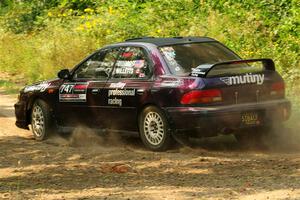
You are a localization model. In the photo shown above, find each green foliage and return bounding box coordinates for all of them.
[0,80,20,94]
[0,0,13,10]
[0,0,299,100]
[59,0,98,11]
[2,0,60,33]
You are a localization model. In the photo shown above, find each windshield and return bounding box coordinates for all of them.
[159,42,240,76]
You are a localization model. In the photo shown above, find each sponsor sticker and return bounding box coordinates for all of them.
[139,73,145,78]
[59,83,88,102]
[108,98,122,106]
[107,88,135,107]
[135,69,141,74]
[24,82,50,93]
[160,80,183,87]
[160,47,176,60]
[220,73,265,85]
[175,67,181,71]
[108,89,135,97]
[109,82,126,89]
[115,67,134,75]
[116,60,135,68]
[190,64,212,77]
[122,52,133,58]
[134,60,145,68]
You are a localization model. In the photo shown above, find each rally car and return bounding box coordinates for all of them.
[15,37,291,151]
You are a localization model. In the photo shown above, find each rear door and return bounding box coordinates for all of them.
[95,46,154,131]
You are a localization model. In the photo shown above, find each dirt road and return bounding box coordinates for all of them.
[0,92,300,200]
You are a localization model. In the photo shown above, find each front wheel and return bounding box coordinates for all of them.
[31,99,54,140]
[139,106,174,151]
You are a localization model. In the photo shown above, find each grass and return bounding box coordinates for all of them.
[0,80,20,94]
[0,26,99,84]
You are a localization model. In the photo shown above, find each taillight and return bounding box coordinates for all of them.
[271,82,285,97]
[181,89,222,104]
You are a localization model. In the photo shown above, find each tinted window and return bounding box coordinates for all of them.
[73,48,120,79]
[159,42,239,76]
[113,47,151,79]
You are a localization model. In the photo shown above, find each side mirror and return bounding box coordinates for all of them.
[57,69,71,80]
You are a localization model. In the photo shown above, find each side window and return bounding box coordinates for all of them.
[113,47,151,79]
[73,48,120,79]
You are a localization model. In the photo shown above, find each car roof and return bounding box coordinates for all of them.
[123,36,216,46]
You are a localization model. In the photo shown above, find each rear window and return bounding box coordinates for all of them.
[159,42,240,76]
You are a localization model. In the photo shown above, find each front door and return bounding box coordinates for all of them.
[57,48,117,128]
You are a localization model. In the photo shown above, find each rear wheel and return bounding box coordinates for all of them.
[139,106,174,151]
[31,99,54,140]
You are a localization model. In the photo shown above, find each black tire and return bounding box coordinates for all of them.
[139,106,174,151]
[31,99,54,140]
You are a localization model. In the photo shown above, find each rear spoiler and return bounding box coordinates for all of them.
[203,58,275,77]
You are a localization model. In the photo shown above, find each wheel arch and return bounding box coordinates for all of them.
[137,103,174,151]
[136,103,174,133]
[26,95,52,124]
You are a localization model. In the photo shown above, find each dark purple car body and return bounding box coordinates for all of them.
[15,37,291,151]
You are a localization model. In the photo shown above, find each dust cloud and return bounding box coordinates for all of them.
[265,107,300,152]
[45,106,300,152]
[45,126,126,149]
[177,104,300,153]
[45,117,300,152]
[69,126,125,148]
[68,126,105,147]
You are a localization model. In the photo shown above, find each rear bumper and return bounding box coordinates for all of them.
[14,101,29,130]
[164,99,291,135]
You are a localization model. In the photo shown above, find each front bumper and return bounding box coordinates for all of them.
[14,101,29,129]
[164,99,291,135]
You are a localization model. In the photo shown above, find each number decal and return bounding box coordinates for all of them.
[59,83,88,102]
[60,84,75,94]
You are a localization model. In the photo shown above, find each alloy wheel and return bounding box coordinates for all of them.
[32,105,45,137]
[143,111,165,145]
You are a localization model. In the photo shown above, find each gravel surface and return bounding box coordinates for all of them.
[0,92,299,200]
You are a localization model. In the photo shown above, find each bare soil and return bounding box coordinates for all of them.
[0,92,300,200]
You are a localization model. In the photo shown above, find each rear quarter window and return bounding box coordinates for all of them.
[159,42,239,76]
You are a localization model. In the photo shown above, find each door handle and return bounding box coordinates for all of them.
[137,89,145,95]
[91,88,100,94]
